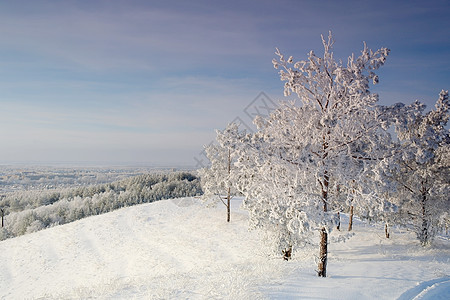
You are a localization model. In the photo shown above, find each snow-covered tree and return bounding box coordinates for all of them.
[375,91,450,245]
[199,124,241,222]
[217,123,319,260]
[228,32,390,277]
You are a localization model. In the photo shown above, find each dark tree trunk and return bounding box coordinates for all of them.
[282,245,292,261]
[348,205,354,231]
[420,190,428,245]
[321,171,329,212]
[385,223,390,239]
[318,227,328,277]
[336,212,340,231]
[318,169,329,277]
[1,208,4,228]
[317,139,329,277]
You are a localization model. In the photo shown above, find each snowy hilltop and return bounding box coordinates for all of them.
[0,197,448,299]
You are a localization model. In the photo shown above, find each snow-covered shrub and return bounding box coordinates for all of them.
[25,220,45,234]
[0,228,10,241]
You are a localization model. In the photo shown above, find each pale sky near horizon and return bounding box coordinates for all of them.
[0,0,449,167]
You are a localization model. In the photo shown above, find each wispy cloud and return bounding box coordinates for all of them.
[0,2,268,72]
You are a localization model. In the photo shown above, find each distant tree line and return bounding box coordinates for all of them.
[0,172,202,240]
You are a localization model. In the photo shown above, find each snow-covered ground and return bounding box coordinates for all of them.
[0,197,448,299]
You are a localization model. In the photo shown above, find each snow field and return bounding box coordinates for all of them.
[0,198,288,299]
[0,197,448,299]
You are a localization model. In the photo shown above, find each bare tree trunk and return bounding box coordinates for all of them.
[322,171,329,212]
[318,169,329,277]
[1,208,4,228]
[317,138,329,277]
[348,205,354,231]
[420,189,428,245]
[336,212,340,231]
[385,223,390,239]
[318,227,328,277]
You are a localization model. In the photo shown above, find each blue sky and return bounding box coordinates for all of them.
[0,0,449,167]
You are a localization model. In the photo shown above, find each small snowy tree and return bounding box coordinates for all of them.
[227,32,390,277]
[376,91,450,245]
[218,124,319,260]
[199,124,241,222]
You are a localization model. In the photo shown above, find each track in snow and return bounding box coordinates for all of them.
[397,277,450,300]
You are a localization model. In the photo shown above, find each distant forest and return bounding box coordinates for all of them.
[0,172,202,240]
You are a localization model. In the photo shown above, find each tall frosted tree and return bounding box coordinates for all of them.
[229,33,390,277]
[376,91,450,245]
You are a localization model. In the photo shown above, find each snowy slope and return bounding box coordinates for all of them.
[0,197,449,299]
